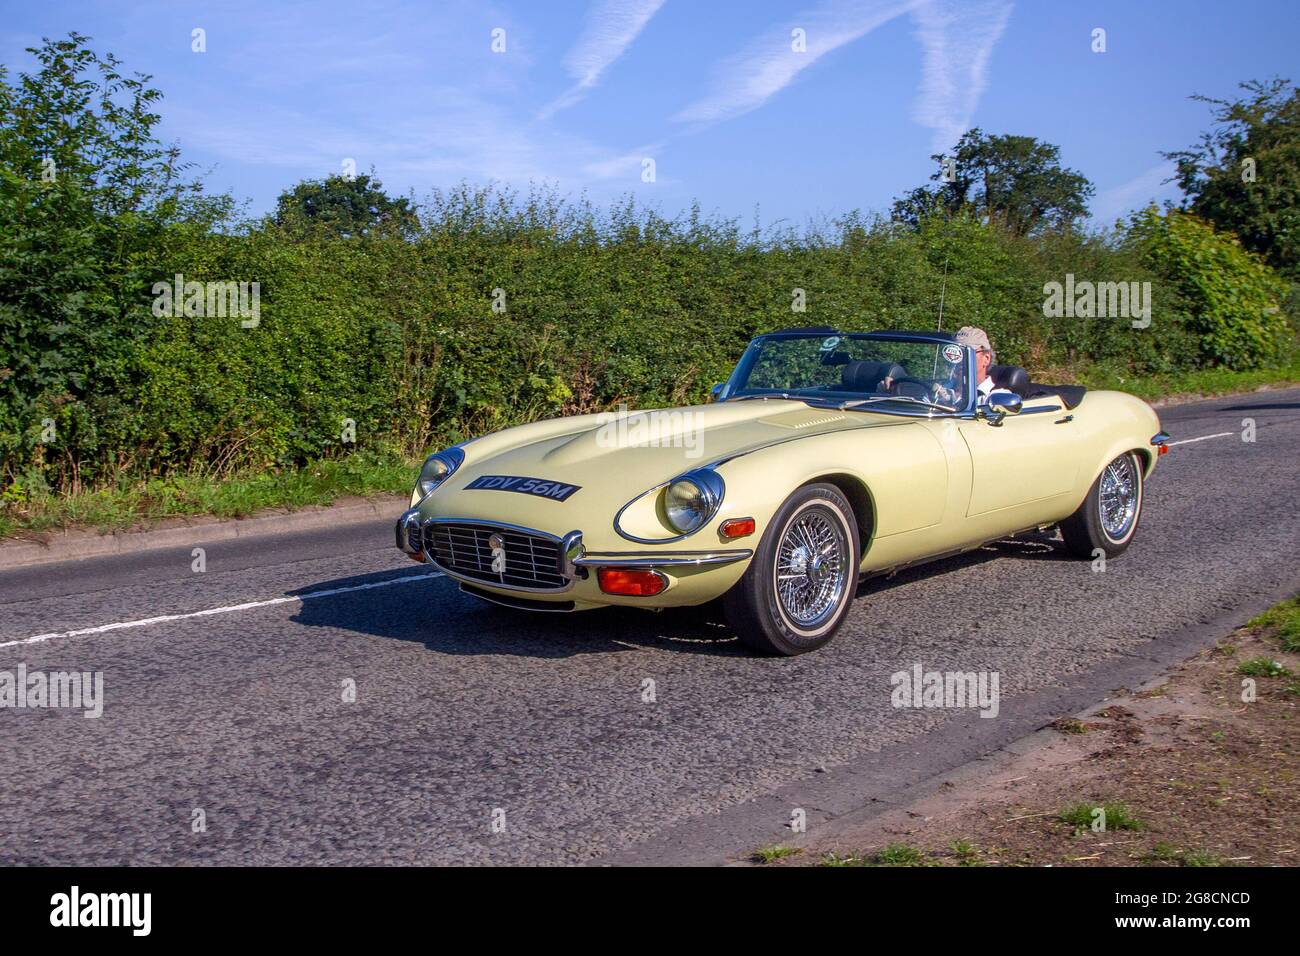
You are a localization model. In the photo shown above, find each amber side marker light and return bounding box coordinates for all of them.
[720,517,756,539]
[1158,444,1169,456]
[597,567,667,596]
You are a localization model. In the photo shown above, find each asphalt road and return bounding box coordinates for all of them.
[2,388,1298,865]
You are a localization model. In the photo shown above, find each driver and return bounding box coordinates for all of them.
[956,326,1003,405]
[911,326,1011,407]
[877,326,1011,407]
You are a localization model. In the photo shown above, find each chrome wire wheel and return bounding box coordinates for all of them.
[773,506,850,631]
[1098,453,1140,542]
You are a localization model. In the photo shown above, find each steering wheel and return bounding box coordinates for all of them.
[926,382,960,405]
[886,375,931,399]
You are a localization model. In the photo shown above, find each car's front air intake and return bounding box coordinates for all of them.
[425,521,567,591]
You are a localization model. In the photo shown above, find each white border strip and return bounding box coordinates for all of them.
[0,571,444,651]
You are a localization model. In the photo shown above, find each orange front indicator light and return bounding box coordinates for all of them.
[1158,444,1169,456]
[597,567,667,596]
[720,517,756,539]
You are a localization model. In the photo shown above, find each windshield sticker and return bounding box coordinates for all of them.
[942,344,963,364]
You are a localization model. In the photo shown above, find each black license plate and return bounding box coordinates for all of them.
[463,475,581,502]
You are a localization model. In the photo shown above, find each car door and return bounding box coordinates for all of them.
[958,403,1080,521]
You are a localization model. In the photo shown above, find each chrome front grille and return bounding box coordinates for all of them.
[426,521,567,591]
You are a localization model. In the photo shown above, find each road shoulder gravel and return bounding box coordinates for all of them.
[595,580,1300,866]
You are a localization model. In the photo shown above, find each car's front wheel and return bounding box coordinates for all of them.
[1058,451,1145,559]
[724,483,860,656]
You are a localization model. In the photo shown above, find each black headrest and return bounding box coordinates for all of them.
[841,360,905,391]
[989,364,1030,395]
[820,349,851,367]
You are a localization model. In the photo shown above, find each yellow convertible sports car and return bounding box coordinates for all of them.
[397,329,1170,655]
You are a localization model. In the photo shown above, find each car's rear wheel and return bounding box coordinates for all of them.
[1059,451,1144,559]
[724,483,860,656]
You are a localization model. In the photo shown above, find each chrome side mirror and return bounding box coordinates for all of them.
[710,383,726,402]
[978,392,1023,426]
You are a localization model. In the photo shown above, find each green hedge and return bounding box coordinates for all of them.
[3,190,1296,494]
[3,37,1295,497]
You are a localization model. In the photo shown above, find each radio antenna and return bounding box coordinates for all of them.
[936,257,949,333]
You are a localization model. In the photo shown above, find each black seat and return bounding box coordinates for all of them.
[988,364,1088,409]
[841,360,905,392]
[989,364,1030,395]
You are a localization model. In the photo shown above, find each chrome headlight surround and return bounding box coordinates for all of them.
[416,446,465,498]
[615,467,726,543]
[664,471,722,535]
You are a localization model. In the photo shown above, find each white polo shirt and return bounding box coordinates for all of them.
[976,377,1013,406]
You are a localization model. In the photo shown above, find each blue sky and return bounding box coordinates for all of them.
[3,1,1296,229]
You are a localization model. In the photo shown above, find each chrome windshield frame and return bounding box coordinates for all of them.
[716,330,976,418]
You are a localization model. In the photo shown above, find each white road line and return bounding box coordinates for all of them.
[0,570,445,651]
[1168,431,1234,446]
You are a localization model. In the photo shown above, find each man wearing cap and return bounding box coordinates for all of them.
[882,325,1011,406]
[954,325,1008,406]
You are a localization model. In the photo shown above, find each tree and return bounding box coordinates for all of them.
[1127,206,1289,369]
[892,128,1094,236]
[0,33,227,487]
[1163,78,1300,278]
[274,174,417,238]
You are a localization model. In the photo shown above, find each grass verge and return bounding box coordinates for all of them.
[759,593,1300,867]
[0,451,415,540]
[1071,359,1300,403]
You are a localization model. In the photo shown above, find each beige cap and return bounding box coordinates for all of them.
[955,326,994,361]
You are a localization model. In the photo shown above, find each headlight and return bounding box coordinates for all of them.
[417,447,464,497]
[663,469,724,535]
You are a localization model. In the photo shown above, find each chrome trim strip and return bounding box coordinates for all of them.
[559,529,584,578]
[396,508,423,554]
[576,549,752,568]
[612,481,670,541]
[423,516,562,542]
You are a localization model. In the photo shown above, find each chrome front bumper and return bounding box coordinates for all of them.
[395,509,751,592]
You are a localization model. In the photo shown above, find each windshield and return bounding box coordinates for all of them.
[725,334,970,412]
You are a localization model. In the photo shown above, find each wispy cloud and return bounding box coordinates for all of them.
[164,1,651,197]
[910,0,1014,154]
[673,0,919,126]
[539,0,666,119]
[175,90,647,189]
[1091,162,1180,224]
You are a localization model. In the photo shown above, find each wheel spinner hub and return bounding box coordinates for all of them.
[775,508,849,629]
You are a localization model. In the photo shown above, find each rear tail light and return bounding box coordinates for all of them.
[597,567,667,596]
